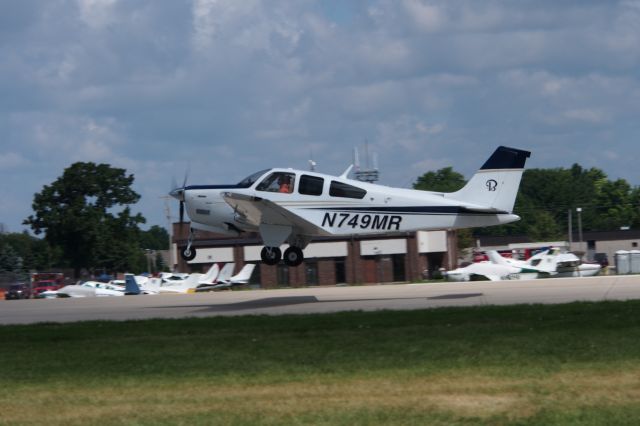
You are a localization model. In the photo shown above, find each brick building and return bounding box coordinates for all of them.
[171,223,457,288]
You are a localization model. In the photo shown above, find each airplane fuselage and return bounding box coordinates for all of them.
[182,169,519,238]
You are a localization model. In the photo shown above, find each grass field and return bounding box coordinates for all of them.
[1,300,640,425]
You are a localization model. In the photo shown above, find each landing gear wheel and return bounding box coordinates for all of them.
[181,247,197,261]
[260,246,282,265]
[283,246,304,267]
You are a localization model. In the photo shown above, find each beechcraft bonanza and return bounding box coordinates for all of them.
[170,146,531,267]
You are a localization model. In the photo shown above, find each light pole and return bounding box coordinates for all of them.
[145,249,152,274]
[576,207,583,258]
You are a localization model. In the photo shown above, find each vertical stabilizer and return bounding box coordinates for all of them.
[199,263,220,284]
[217,263,236,283]
[230,263,256,284]
[446,146,530,212]
[124,274,141,295]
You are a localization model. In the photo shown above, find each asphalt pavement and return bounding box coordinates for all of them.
[1,275,639,325]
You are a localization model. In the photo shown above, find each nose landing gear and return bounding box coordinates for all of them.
[180,228,197,261]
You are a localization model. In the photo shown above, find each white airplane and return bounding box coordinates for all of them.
[444,250,545,282]
[195,263,234,291]
[40,281,125,298]
[132,263,220,294]
[171,146,531,267]
[206,263,257,290]
[490,248,601,277]
[444,261,538,282]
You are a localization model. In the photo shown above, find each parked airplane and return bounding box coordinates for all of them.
[40,282,125,298]
[444,261,540,282]
[171,146,531,267]
[206,263,257,290]
[195,262,235,291]
[490,248,601,277]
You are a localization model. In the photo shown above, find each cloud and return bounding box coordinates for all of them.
[2,0,640,233]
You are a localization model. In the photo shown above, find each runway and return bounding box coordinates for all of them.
[2,275,640,325]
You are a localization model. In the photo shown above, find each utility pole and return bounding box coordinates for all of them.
[568,209,573,248]
[160,196,174,272]
[576,207,583,259]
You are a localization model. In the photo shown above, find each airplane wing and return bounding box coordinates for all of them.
[222,192,332,237]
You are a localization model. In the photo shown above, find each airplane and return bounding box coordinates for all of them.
[443,261,534,282]
[123,264,221,295]
[444,250,545,282]
[40,282,125,298]
[195,262,235,291]
[489,248,601,277]
[170,146,531,267]
[205,263,257,291]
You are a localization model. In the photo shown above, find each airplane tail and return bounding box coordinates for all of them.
[217,263,236,283]
[230,263,256,284]
[124,274,141,295]
[486,250,510,266]
[199,263,220,284]
[445,146,531,213]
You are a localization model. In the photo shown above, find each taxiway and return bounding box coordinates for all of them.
[1,275,639,325]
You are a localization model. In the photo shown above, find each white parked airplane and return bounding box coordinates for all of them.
[444,261,534,282]
[40,282,125,298]
[206,263,257,290]
[490,248,601,277]
[445,251,545,282]
[171,146,531,267]
[195,263,235,291]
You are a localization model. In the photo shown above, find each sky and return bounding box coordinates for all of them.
[2,0,640,234]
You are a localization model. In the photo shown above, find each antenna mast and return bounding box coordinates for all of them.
[353,140,379,183]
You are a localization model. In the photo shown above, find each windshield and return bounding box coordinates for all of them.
[237,169,271,188]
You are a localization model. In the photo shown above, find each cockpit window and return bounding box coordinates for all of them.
[329,181,366,199]
[237,169,271,188]
[256,172,296,194]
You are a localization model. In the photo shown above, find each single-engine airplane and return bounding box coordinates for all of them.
[171,146,530,267]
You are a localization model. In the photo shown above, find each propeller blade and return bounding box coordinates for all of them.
[182,163,190,189]
[179,201,185,224]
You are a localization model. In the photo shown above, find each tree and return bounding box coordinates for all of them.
[24,162,145,277]
[0,231,57,272]
[139,225,170,251]
[414,167,466,192]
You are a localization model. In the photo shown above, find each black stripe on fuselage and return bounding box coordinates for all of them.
[307,206,509,215]
[184,184,241,190]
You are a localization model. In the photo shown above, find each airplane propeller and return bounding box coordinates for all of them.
[169,168,190,224]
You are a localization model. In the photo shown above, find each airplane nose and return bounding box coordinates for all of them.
[169,188,185,201]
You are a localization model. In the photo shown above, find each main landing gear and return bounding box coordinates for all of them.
[180,228,197,261]
[260,246,304,267]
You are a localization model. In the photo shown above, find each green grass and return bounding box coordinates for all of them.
[1,301,640,425]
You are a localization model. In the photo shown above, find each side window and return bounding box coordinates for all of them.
[329,181,366,199]
[299,175,324,196]
[256,172,295,194]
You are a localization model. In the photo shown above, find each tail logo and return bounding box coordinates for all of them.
[486,179,498,192]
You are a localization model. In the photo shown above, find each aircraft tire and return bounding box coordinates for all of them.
[283,246,304,267]
[261,246,281,265]
[181,247,197,261]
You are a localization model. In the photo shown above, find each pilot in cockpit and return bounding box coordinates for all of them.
[278,174,293,193]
